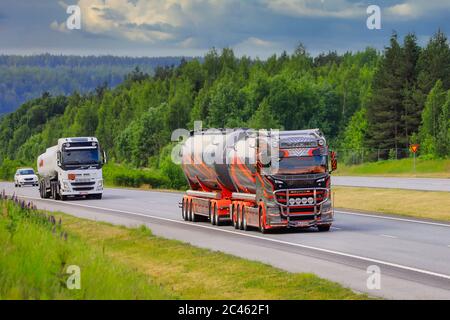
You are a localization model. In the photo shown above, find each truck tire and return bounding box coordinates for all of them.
[259,206,267,234]
[236,205,242,229]
[39,181,45,198]
[51,182,58,200]
[318,224,331,232]
[182,199,188,221]
[242,207,248,231]
[239,206,245,230]
[215,204,221,226]
[233,205,239,229]
[210,203,216,225]
[188,200,193,221]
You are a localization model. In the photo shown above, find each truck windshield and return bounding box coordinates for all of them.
[62,149,100,165]
[275,155,327,174]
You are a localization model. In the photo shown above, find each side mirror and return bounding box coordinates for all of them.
[330,151,337,172]
[103,150,107,164]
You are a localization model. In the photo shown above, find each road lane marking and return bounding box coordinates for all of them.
[4,184,450,228]
[380,234,397,239]
[12,193,450,281]
[336,210,450,228]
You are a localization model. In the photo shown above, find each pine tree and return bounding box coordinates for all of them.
[400,34,421,145]
[366,33,405,159]
[415,30,450,112]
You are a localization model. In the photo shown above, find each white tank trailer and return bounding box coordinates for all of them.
[37,137,106,200]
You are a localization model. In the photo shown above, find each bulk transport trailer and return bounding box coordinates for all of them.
[180,129,337,233]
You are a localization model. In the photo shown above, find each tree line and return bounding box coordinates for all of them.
[0,31,448,182]
[0,54,186,114]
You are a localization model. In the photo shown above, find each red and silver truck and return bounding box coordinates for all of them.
[180,128,337,233]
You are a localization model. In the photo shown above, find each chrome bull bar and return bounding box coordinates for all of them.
[273,187,330,226]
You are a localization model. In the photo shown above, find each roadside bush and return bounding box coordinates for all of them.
[0,159,29,181]
[102,163,171,189]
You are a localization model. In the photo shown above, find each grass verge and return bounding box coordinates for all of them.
[335,158,450,178]
[333,186,450,221]
[0,196,367,300]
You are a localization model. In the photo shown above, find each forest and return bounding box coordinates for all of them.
[0,54,185,114]
[0,31,449,188]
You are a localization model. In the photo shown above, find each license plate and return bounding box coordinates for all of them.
[293,221,310,227]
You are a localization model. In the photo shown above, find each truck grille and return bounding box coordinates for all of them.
[274,188,329,215]
[24,178,34,181]
[71,181,95,186]
[72,187,95,191]
[289,214,317,221]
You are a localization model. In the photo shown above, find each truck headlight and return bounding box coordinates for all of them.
[97,180,103,190]
[63,181,70,190]
[321,199,332,213]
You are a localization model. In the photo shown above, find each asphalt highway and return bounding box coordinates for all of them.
[2,181,450,300]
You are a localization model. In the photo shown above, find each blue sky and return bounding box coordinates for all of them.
[1,0,449,58]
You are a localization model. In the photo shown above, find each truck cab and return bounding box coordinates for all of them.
[258,130,336,231]
[38,137,106,200]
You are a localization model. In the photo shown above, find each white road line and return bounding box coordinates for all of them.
[13,193,450,281]
[336,210,450,228]
[380,234,398,239]
[331,227,341,230]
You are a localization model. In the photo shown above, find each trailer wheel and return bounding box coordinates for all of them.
[242,207,248,231]
[188,200,194,221]
[259,205,267,234]
[318,224,331,232]
[214,204,221,226]
[231,204,239,229]
[182,199,188,221]
[233,205,239,229]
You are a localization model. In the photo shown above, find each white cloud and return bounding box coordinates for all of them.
[265,0,366,19]
[385,0,450,19]
[47,0,253,46]
[50,20,68,33]
[233,37,282,58]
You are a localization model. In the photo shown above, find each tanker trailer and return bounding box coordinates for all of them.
[37,137,106,200]
[180,128,337,232]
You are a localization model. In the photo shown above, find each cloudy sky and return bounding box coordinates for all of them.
[1,0,449,58]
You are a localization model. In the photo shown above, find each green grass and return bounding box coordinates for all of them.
[0,199,173,299]
[334,186,450,221]
[102,163,171,189]
[0,198,367,300]
[335,158,450,178]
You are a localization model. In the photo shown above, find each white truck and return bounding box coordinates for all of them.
[37,137,106,200]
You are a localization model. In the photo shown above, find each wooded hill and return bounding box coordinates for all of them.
[0,54,186,114]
